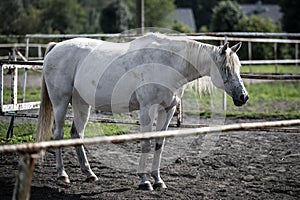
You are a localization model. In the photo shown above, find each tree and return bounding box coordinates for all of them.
[175,0,218,31]
[0,0,22,34]
[144,0,175,27]
[101,0,131,33]
[124,0,175,28]
[210,0,244,32]
[78,0,110,33]
[280,0,300,33]
[172,21,193,33]
[41,0,87,34]
[235,14,279,32]
[235,15,280,59]
[14,5,42,34]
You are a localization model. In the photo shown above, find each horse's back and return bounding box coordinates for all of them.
[43,35,186,113]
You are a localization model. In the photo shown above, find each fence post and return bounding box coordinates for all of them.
[25,38,29,59]
[12,153,38,200]
[248,41,252,73]
[296,43,299,73]
[274,43,278,73]
[6,55,18,139]
[136,0,144,35]
[223,36,228,112]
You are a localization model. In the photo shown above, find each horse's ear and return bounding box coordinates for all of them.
[221,42,229,54]
[231,42,242,53]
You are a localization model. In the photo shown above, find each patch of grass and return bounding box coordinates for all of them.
[3,88,41,104]
[226,81,300,118]
[0,122,35,144]
[63,121,131,139]
[0,121,132,144]
[182,81,300,119]
[241,64,299,74]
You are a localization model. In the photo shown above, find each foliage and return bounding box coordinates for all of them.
[13,5,43,34]
[279,0,300,33]
[172,22,193,33]
[0,0,22,35]
[143,0,175,28]
[210,0,244,32]
[175,0,218,30]
[78,0,111,33]
[234,15,280,59]
[101,0,131,33]
[124,0,175,28]
[0,0,87,35]
[41,0,87,34]
[235,14,279,32]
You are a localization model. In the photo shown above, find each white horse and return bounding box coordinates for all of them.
[36,33,248,190]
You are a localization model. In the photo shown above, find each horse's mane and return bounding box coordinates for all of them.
[141,32,189,43]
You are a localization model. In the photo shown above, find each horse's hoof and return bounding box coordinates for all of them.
[138,181,154,191]
[57,176,70,183]
[85,175,99,182]
[153,182,167,190]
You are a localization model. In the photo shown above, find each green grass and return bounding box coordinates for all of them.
[3,88,40,104]
[1,65,299,144]
[183,81,300,119]
[226,81,300,118]
[0,122,36,144]
[241,64,300,74]
[0,121,132,145]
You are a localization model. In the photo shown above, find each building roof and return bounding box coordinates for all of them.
[240,1,282,23]
[173,8,196,32]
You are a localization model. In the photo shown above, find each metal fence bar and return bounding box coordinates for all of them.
[240,59,300,65]
[241,73,300,80]
[188,35,300,44]
[0,119,299,154]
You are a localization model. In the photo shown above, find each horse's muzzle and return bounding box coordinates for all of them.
[233,93,249,107]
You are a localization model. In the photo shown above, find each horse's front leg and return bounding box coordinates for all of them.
[137,104,157,190]
[151,105,177,190]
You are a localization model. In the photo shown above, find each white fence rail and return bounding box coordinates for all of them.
[1,32,299,66]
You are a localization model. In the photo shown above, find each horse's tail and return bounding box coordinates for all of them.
[45,42,57,56]
[35,42,56,142]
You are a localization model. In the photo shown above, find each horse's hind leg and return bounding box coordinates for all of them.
[53,100,71,183]
[71,91,98,182]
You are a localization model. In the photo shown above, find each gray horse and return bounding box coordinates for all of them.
[36,33,248,190]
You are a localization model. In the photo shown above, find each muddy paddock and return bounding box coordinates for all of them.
[0,118,300,200]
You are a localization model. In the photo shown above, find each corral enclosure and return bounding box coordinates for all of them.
[0,33,300,199]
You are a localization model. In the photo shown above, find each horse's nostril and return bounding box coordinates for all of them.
[240,94,249,102]
[245,94,249,102]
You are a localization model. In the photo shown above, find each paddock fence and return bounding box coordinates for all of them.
[1,32,300,137]
[0,32,300,200]
[0,119,300,200]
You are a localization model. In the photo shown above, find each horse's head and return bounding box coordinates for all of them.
[210,42,248,106]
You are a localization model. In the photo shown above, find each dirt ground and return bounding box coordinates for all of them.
[0,116,300,200]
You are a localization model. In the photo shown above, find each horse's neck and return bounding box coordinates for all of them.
[185,41,218,82]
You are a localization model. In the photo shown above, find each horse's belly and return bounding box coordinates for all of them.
[76,86,139,113]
